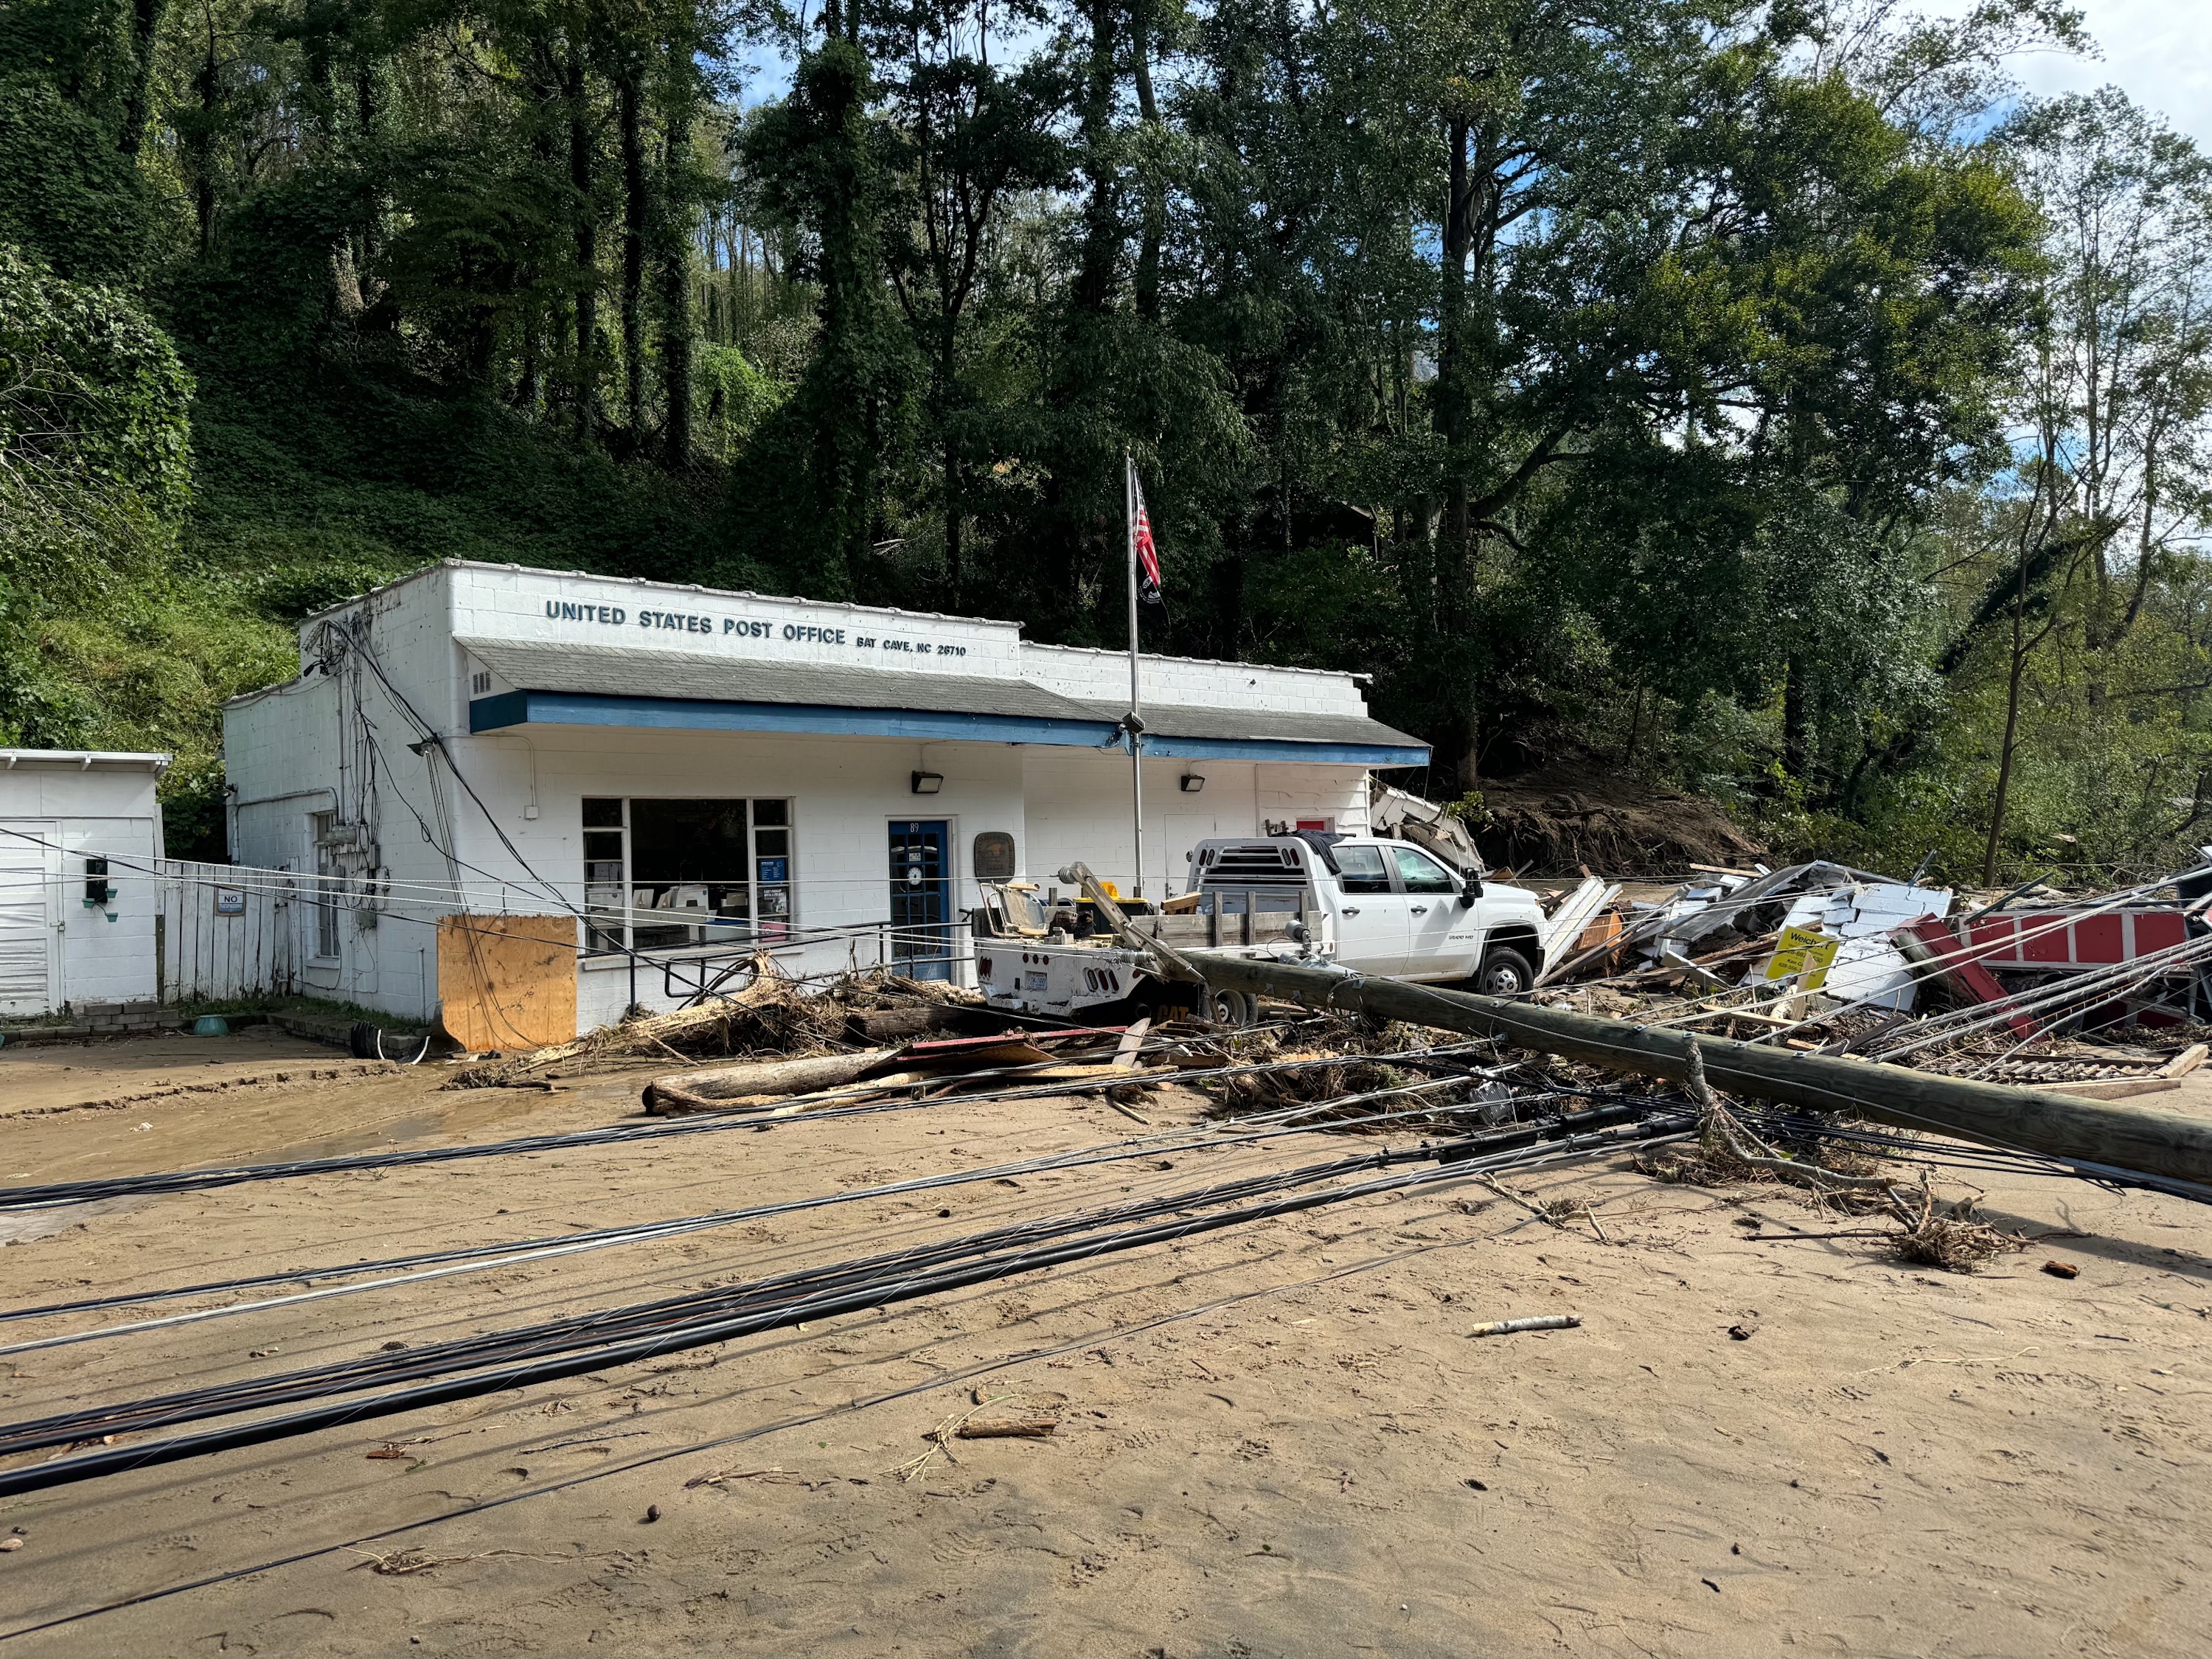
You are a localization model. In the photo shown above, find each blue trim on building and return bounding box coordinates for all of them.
[470,689,1121,748]
[467,689,1432,768]
[467,689,532,732]
[1135,734,1432,766]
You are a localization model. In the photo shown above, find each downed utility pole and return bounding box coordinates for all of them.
[1183,953,2212,1187]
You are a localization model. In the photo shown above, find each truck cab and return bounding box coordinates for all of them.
[1190,832,1547,993]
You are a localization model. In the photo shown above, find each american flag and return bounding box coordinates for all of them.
[1133,470,1162,605]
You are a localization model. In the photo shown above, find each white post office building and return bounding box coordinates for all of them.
[223,560,1427,1034]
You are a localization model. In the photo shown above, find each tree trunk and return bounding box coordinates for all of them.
[944,425,962,603]
[189,14,219,255]
[1981,592,2029,886]
[119,0,166,156]
[1438,117,1472,548]
[1130,0,1164,323]
[568,43,601,443]
[354,55,387,270]
[618,59,648,442]
[658,49,694,471]
[518,310,540,411]
[1782,658,1812,785]
[1071,0,1118,315]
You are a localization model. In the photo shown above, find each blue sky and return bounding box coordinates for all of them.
[1996,0,2211,141]
[737,1,2207,144]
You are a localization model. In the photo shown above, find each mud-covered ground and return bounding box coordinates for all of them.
[0,1028,2207,1658]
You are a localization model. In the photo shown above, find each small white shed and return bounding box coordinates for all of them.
[0,750,170,1018]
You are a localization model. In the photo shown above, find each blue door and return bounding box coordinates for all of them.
[890,820,952,981]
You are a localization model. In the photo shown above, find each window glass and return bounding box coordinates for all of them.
[580,799,791,955]
[627,800,747,951]
[1335,844,1393,894]
[1391,845,1459,893]
[310,810,341,959]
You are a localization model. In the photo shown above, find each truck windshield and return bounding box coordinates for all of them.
[1335,845,1393,894]
[985,883,1050,935]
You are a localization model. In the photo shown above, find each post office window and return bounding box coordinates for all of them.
[310,810,342,959]
[1390,845,1459,894]
[1335,844,1394,894]
[580,798,794,955]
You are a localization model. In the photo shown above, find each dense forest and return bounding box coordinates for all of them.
[1,0,2209,880]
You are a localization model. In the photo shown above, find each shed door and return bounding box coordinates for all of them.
[889,820,951,981]
[0,824,60,1016]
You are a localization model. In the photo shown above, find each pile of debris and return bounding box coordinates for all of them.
[448,959,990,1088]
[641,1018,1230,1118]
[1523,851,2212,1079]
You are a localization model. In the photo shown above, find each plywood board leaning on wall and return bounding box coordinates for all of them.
[436,915,579,1051]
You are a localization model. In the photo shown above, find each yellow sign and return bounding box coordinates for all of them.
[1764,925,1840,990]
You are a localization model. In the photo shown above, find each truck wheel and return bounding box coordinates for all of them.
[1475,946,1536,998]
[1207,987,1255,1027]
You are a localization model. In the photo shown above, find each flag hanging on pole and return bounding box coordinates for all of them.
[1133,468,1163,606]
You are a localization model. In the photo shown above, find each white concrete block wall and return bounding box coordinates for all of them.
[1018,642,1373,717]
[439,562,1028,682]
[452,727,1035,1031]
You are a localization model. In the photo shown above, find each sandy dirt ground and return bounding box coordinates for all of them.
[0,1030,2208,1657]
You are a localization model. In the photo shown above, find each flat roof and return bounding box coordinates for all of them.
[1,750,171,773]
[461,639,1427,764]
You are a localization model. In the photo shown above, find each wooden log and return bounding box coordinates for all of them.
[1183,953,2212,1186]
[953,1418,1058,1439]
[644,1069,936,1117]
[641,1050,895,1115]
[844,1006,970,1041]
[660,1050,892,1101]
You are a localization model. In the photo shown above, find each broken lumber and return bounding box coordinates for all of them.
[1468,1315,1581,1338]
[2158,1043,2209,1079]
[1183,953,2212,1186]
[1895,918,2037,1039]
[2053,1078,2182,1102]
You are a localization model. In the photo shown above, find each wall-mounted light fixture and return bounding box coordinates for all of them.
[911,771,945,796]
[1178,773,1206,794]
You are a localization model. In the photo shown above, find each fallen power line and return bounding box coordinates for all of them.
[0,1071,1599,1355]
[0,1107,1686,1498]
[0,1040,1501,1213]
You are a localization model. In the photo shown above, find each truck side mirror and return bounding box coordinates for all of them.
[1459,871,1483,905]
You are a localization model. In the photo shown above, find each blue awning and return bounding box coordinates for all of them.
[459,637,1430,767]
[468,689,1119,748]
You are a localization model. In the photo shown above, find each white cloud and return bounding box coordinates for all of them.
[2011,0,2212,142]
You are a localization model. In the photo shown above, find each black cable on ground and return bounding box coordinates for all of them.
[0,1103,1660,1457]
[0,1040,1505,1213]
[0,1065,1550,1333]
[1731,1105,2212,1205]
[0,1113,1686,1498]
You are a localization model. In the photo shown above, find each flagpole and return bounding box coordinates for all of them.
[1125,451,1145,900]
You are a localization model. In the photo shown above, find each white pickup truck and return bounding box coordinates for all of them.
[973,832,1551,1023]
